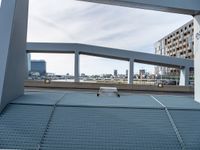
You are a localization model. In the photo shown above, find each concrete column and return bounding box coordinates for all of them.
[194,15,200,102]
[74,51,80,82]
[128,58,134,84]
[179,66,189,86]
[0,0,29,112]
[25,53,31,78]
[24,53,29,79]
[27,53,31,72]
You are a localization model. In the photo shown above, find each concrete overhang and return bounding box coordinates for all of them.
[27,42,194,69]
[79,0,200,15]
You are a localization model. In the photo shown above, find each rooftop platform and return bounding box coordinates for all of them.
[0,89,200,149]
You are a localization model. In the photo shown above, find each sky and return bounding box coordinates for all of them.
[3,0,193,75]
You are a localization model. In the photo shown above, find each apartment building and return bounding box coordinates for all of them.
[154,20,194,76]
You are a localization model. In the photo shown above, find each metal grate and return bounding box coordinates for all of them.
[0,104,52,149]
[12,91,65,106]
[150,95,185,149]
[38,93,66,150]
[1,91,199,149]
[170,110,200,150]
[152,95,200,110]
[41,107,181,150]
[58,93,162,109]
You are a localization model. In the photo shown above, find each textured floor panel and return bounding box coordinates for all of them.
[1,91,200,149]
[0,104,52,149]
[58,93,163,108]
[41,107,181,150]
[12,92,65,105]
[153,95,200,109]
[170,110,200,150]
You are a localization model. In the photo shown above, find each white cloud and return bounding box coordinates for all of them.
[29,0,193,75]
[80,55,129,75]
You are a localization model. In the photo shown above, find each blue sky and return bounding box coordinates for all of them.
[27,0,192,75]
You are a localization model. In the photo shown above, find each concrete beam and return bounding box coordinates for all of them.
[27,43,194,69]
[0,0,29,112]
[179,67,190,86]
[79,0,200,15]
[194,15,200,102]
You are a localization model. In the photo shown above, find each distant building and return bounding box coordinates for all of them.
[31,60,46,76]
[154,20,194,76]
[139,69,146,79]
[81,73,86,77]
[114,70,118,77]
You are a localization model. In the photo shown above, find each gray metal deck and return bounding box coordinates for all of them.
[1,90,200,149]
[41,107,181,150]
[153,95,200,110]
[170,110,200,150]
[0,104,52,149]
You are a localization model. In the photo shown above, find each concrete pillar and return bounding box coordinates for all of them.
[74,51,80,82]
[194,15,200,102]
[179,66,189,86]
[0,0,29,112]
[25,53,31,78]
[27,53,31,72]
[128,58,134,84]
[24,53,29,79]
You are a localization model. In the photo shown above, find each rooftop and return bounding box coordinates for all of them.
[0,89,200,149]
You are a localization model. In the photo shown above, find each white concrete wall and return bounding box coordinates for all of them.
[194,15,200,102]
[0,0,29,112]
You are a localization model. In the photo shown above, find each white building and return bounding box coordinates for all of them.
[155,20,194,76]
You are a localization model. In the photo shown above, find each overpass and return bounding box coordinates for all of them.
[27,42,194,86]
[0,0,200,112]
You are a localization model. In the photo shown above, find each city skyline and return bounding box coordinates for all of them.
[28,0,193,75]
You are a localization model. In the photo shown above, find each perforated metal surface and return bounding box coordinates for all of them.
[12,92,65,105]
[153,95,200,110]
[1,91,199,149]
[41,107,181,150]
[170,110,200,150]
[58,93,162,109]
[0,104,52,149]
